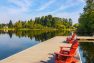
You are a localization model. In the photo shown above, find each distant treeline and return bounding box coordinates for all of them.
[0,15,73,30]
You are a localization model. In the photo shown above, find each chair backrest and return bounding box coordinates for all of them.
[69,40,79,55]
[70,40,79,49]
[69,46,78,56]
[71,33,76,40]
[67,33,77,43]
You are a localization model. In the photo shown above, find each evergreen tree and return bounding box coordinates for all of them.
[8,20,13,28]
[0,15,73,30]
[79,0,94,33]
[69,18,72,26]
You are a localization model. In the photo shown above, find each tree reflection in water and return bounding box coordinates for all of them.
[79,42,94,63]
[0,30,71,41]
[0,30,93,62]
[0,30,94,63]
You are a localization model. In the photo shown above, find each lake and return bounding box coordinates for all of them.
[0,30,70,60]
[0,30,94,63]
[79,42,94,63]
[0,34,40,60]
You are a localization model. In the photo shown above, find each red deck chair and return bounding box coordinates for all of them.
[55,47,78,63]
[66,33,76,43]
[54,40,79,63]
[59,40,79,53]
[55,56,78,63]
[55,45,78,59]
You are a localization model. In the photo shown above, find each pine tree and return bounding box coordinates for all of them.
[8,20,13,28]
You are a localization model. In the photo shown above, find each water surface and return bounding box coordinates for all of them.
[0,30,70,60]
[79,42,94,63]
[0,34,39,60]
[0,30,94,63]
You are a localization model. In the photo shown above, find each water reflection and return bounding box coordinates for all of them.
[0,34,39,60]
[0,30,71,60]
[79,42,94,63]
[0,30,70,41]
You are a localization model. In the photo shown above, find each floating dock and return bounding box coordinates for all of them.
[0,36,81,63]
[77,36,94,42]
[77,36,94,40]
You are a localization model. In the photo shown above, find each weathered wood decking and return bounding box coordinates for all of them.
[77,36,94,42]
[0,36,81,63]
[77,36,94,40]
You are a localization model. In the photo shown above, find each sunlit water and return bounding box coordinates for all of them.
[0,30,94,63]
[0,30,70,60]
[0,34,40,60]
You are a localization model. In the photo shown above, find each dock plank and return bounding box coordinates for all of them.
[77,36,94,40]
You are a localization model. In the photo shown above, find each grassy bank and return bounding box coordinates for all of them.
[0,28,15,30]
[0,28,58,31]
[0,28,76,31]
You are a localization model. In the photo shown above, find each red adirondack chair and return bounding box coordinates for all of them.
[55,57,78,63]
[55,45,78,58]
[55,47,78,63]
[55,40,79,63]
[59,40,79,54]
[66,33,76,43]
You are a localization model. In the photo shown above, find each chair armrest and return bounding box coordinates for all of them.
[73,46,78,48]
[60,46,70,48]
[55,52,74,57]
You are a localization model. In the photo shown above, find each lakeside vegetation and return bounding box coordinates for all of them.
[1,0,94,35]
[78,0,94,35]
[0,15,74,31]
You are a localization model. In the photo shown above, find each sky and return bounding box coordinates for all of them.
[0,0,85,24]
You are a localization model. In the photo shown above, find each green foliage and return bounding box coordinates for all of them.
[0,24,2,28]
[79,0,94,33]
[73,23,79,29]
[8,20,13,28]
[0,15,73,30]
[14,21,23,29]
[69,18,72,26]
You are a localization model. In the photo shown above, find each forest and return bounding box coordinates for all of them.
[0,15,73,30]
[78,0,94,34]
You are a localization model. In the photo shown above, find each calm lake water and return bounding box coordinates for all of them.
[0,34,40,60]
[0,30,94,63]
[79,42,94,63]
[0,30,70,60]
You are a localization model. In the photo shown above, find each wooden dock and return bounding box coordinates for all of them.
[77,36,94,40]
[77,36,94,42]
[0,36,81,63]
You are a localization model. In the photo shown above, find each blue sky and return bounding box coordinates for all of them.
[0,0,85,23]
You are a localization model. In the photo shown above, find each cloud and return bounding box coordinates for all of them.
[37,0,56,11]
[0,0,85,23]
[0,0,33,23]
[52,7,83,24]
[0,0,32,15]
[80,0,85,2]
[41,0,85,23]
[7,0,32,13]
[48,0,85,14]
